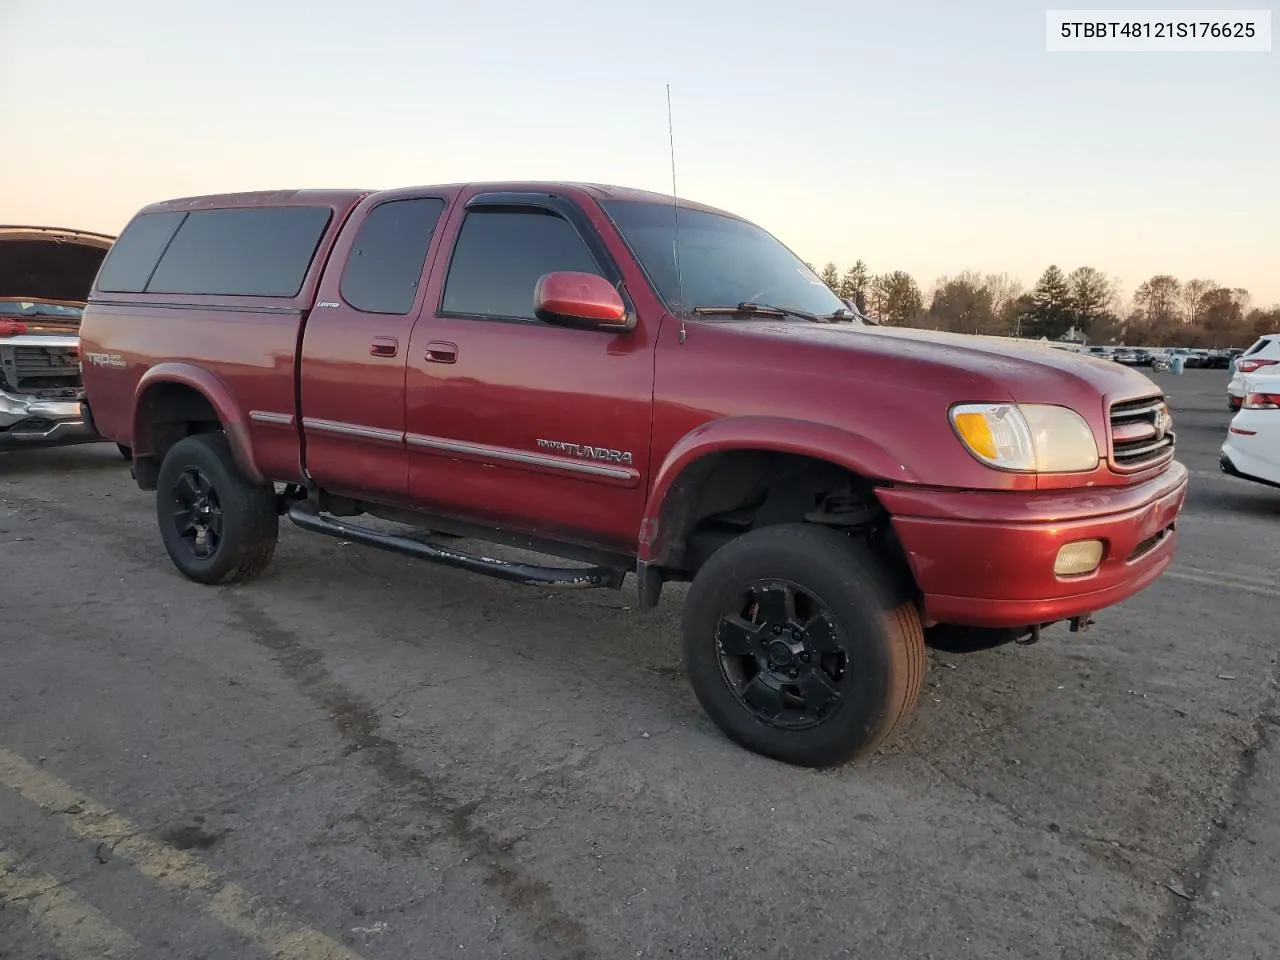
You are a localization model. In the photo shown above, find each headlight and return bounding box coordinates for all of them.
[949,403,1100,473]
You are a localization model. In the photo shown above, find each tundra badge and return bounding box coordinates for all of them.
[537,439,633,465]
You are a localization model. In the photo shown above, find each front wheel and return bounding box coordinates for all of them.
[681,523,925,767]
[155,432,279,584]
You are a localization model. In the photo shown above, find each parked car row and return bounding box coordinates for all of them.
[1083,344,1243,370]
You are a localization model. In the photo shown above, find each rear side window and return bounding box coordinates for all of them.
[340,198,446,314]
[145,206,333,297]
[441,209,599,321]
[95,212,187,293]
[1243,336,1277,357]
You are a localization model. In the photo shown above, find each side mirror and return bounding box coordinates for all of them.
[534,271,631,331]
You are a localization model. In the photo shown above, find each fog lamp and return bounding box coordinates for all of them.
[1054,540,1104,576]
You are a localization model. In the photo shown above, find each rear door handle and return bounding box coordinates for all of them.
[425,341,458,364]
[370,336,399,358]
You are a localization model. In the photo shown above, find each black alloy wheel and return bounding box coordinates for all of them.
[154,432,279,585]
[681,523,926,767]
[714,580,851,731]
[170,466,223,561]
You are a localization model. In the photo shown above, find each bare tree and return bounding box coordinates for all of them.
[1179,278,1216,325]
[1132,275,1183,335]
[982,273,1025,323]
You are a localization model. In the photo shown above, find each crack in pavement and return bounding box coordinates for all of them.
[1147,670,1280,960]
[224,591,598,960]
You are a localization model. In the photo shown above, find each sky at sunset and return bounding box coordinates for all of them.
[4,0,1276,306]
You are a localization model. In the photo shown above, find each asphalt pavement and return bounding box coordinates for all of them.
[2,367,1278,960]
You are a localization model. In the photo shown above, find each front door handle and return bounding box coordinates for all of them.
[425,341,458,364]
[370,336,399,358]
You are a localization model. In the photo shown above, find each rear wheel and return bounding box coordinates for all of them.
[155,432,278,584]
[681,523,925,767]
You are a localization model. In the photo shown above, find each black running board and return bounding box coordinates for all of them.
[287,502,625,589]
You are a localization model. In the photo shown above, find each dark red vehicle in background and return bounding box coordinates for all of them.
[1,225,115,451]
[78,182,1188,766]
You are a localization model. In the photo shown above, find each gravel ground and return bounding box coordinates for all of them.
[1,367,1277,960]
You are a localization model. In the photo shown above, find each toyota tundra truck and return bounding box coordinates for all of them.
[78,183,1188,766]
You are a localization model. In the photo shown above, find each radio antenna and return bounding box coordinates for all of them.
[666,84,687,344]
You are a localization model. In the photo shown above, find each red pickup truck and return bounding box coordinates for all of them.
[79,182,1188,766]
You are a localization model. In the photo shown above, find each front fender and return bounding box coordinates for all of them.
[638,416,916,563]
[133,363,263,484]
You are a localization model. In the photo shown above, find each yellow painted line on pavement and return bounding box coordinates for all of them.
[0,849,138,958]
[0,746,364,960]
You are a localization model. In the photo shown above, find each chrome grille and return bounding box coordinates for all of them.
[0,344,81,391]
[1109,395,1175,472]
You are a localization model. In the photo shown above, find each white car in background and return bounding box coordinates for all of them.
[1220,373,1280,490]
[1227,334,1280,411]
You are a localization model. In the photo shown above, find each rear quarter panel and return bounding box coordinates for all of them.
[81,305,305,481]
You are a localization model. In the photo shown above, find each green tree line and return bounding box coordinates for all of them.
[806,260,1279,348]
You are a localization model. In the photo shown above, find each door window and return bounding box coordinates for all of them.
[441,209,600,321]
[340,198,446,315]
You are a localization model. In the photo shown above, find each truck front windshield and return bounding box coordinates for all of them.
[600,199,849,319]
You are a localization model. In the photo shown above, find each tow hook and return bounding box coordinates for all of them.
[1069,615,1095,634]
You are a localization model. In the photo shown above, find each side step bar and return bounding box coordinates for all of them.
[286,501,626,589]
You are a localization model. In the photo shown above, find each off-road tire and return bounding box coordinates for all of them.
[155,432,278,585]
[681,523,925,767]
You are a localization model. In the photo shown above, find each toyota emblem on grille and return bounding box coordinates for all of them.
[1153,404,1172,440]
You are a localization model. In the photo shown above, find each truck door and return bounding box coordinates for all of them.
[298,195,449,501]
[403,191,656,553]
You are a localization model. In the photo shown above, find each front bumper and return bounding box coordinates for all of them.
[878,461,1189,629]
[0,389,102,449]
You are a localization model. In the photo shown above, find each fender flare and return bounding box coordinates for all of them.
[637,416,916,564]
[133,363,264,484]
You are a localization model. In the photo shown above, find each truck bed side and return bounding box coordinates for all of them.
[79,190,368,484]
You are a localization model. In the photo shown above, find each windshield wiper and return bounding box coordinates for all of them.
[691,302,853,324]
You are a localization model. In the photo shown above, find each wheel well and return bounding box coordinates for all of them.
[132,382,223,490]
[653,450,911,581]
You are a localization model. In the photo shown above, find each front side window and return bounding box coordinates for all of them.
[340,198,446,315]
[600,199,846,318]
[441,209,600,321]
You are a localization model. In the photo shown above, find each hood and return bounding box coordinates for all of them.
[0,225,116,309]
[713,319,1162,406]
